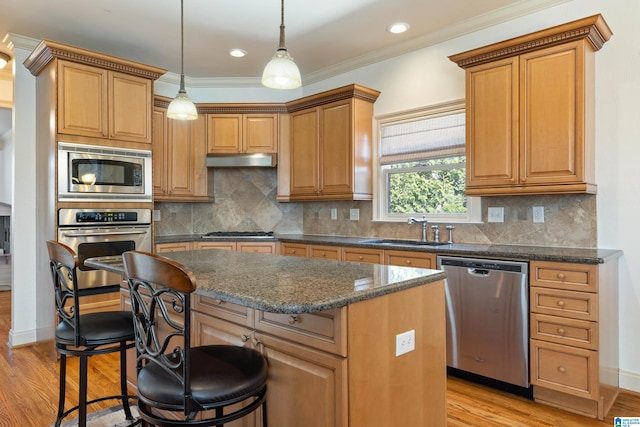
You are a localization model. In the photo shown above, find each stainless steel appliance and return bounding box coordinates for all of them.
[57,208,152,292]
[57,142,152,202]
[437,255,530,390]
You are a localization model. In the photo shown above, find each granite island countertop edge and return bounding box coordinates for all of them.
[85,252,446,314]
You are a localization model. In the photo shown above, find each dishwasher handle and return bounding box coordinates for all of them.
[468,268,490,276]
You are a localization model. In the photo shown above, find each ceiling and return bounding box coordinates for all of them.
[0,0,565,135]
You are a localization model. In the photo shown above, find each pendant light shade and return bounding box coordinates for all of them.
[167,0,197,120]
[262,0,301,89]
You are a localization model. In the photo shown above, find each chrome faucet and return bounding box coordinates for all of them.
[408,215,429,242]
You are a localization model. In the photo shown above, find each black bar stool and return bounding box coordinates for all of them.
[122,250,268,427]
[47,240,138,427]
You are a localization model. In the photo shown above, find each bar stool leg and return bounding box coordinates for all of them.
[79,354,88,427]
[55,353,67,427]
[120,343,134,420]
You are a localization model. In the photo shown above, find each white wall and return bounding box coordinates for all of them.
[7,0,639,391]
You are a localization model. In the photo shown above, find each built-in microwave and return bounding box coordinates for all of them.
[57,142,152,202]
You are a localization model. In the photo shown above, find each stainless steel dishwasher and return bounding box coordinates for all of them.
[437,255,530,390]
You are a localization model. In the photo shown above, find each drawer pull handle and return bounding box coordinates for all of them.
[288,315,298,324]
[557,328,566,335]
[320,252,326,257]
[241,334,251,343]
[557,273,566,280]
[406,260,411,265]
[358,256,364,260]
[557,300,566,307]
[557,366,566,373]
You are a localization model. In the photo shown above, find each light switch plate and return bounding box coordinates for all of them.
[330,208,337,220]
[350,208,359,221]
[533,206,544,223]
[487,207,504,223]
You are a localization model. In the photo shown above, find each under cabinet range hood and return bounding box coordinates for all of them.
[206,153,277,168]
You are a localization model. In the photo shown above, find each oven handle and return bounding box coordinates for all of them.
[61,230,148,237]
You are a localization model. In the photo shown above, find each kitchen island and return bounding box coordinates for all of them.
[87,250,447,427]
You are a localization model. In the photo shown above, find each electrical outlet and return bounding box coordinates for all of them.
[395,330,415,356]
[349,208,359,221]
[330,208,337,220]
[487,207,504,223]
[153,210,161,221]
[533,206,545,223]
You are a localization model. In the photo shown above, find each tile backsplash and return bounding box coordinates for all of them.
[155,168,596,248]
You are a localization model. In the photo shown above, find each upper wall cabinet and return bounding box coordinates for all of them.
[206,113,279,154]
[279,84,380,202]
[449,15,612,196]
[25,40,166,148]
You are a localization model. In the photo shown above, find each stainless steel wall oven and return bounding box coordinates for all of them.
[57,208,152,292]
[57,142,152,202]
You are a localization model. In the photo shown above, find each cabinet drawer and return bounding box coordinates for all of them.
[530,287,598,321]
[530,261,597,292]
[531,313,597,350]
[342,247,383,264]
[237,241,275,254]
[308,244,340,260]
[256,307,347,356]
[155,241,192,252]
[384,250,435,269]
[280,242,309,258]
[192,294,254,328]
[531,340,598,399]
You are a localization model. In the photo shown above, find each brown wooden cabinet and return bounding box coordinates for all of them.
[282,84,380,201]
[153,99,211,202]
[157,240,275,254]
[57,59,154,144]
[206,114,278,154]
[450,15,612,196]
[384,249,436,269]
[529,259,619,420]
[341,247,384,264]
[155,241,193,253]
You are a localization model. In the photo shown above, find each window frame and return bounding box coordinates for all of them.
[373,99,482,224]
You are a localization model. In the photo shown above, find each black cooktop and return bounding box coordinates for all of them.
[202,231,274,239]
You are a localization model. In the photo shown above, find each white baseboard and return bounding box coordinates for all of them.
[8,325,53,347]
[620,369,640,393]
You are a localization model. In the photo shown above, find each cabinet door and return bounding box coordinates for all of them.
[236,242,275,254]
[109,71,152,143]
[167,114,207,197]
[320,100,353,196]
[257,333,347,427]
[207,114,242,154]
[244,114,278,153]
[290,109,319,196]
[466,57,519,189]
[155,242,192,252]
[192,312,257,427]
[194,241,237,251]
[57,60,108,138]
[520,41,585,185]
[384,250,435,269]
[152,107,168,195]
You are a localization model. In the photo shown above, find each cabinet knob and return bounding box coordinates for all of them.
[241,334,250,343]
[557,273,566,280]
[320,252,326,257]
[215,299,224,305]
[557,328,566,335]
[288,315,298,324]
[252,337,262,346]
[557,366,566,374]
[358,256,364,260]
[406,260,412,265]
[557,300,566,308]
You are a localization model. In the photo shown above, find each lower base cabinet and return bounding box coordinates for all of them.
[190,282,446,427]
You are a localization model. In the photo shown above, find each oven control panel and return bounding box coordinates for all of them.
[58,208,152,226]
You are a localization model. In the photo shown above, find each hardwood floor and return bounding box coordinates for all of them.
[0,290,639,426]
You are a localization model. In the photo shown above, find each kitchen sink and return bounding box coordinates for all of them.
[358,239,451,246]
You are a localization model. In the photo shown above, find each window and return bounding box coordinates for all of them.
[374,101,481,223]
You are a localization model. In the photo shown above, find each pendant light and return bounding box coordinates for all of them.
[261,0,301,89]
[167,0,198,120]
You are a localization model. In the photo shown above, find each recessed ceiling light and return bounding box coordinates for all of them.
[228,49,247,58]
[387,22,410,34]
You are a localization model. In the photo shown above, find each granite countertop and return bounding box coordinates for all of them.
[85,250,445,314]
[155,233,622,264]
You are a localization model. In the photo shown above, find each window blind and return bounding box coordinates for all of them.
[380,111,465,165]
